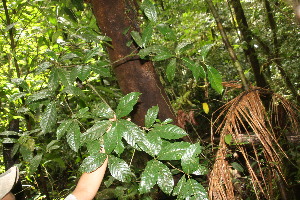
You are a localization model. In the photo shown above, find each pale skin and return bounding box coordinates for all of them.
[71,155,108,200]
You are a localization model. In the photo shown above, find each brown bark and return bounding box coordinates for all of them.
[230,0,269,89]
[90,0,176,126]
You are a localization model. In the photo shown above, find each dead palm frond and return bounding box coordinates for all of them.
[209,88,299,200]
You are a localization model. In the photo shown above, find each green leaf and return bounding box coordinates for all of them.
[224,134,232,145]
[120,119,144,149]
[58,68,72,87]
[157,161,174,194]
[76,65,91,81]
[138,134,162,157]
[29,153,43,175]
[86,140,101,154]
[40,102,57,134]
[142,0,157,22]
[139,160,159,194]
[138,45,170,59]
[175,42,193,54]
[142,22,153,47]
[192,165,208,175]
[231,162,244,172]
[81,120,112,143]
[91,61,111,77]
[166,58,176,82]
[46,140,60,153]
[103,121,123,155]
[48,68,60,91]
[73,107,90,119]
[93,102,115,119]
[66,122,81,152]
[80,153,107,173]
[149,124,187,140]
[108,155,133,182]
[63,86,85,96]
[172,175,186,196]
[83,47,100,63]
[153,50,173,61]
[145,105,159,128]
[157,141,190,160]
[156,24,176,41]
[131,31,143,48]
[37,62,51,73]
[26,89,53,103]
[116,92,141,118]
[182,57,205,80]
[185,179,208,200]
[207,66,223,94]
[181,144,202,174]
[57,120,73,140]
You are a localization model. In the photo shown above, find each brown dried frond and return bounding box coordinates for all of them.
[209,88,298,200]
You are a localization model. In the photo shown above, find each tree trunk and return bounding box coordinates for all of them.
[230,0,269,89]
[205,0,249,91]
[90,0,176,126]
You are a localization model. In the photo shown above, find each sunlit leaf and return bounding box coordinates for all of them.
[40,102,57,134]
[225,134,232,145]
[172,175,186,196]
[138,134,162,157]
[93,102,115,119]
[81,120,112,143]
[116,92,141,118]
[145,105,159,128]
[149,124,187,140]
[84,47,100,63]
[108,155,133,182]
[139,159,159,194]
[120,119,144,149]
[29,153,43,175]
[80,153,107,173]
[157,141,190,160]
[66,122,81,152]
[56,120,73,140]
[207,66,223,94]
[76,65,91,81]
[157,161,174,194]
[142,0,157,22]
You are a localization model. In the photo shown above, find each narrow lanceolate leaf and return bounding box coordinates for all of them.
[66,122,81,152]
[207,66,223,94]
[142,22,153,47]
[131,31,143,48]
[149,124,187,140]
[182,57,205,80]
[120,119,144,149]
[79,153,107,173]
[142,0,157,22]
[145,105,159,128]
[116,92,141,118]
[139,160,159,194]
[108,155,133,182]
[166,58,176,82]
[93,102,115,119]
[138,134,162,157]
[81,120,112,143]
[157,141,190,160]
[40,102,57,134]
[157,161,174,194]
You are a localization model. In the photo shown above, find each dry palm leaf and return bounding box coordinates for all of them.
[209,88,299,200]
